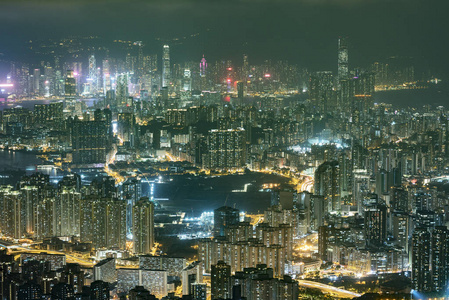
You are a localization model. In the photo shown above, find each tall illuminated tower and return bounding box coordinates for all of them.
[162,45,171,88]
[102,59,111,92]
[337,37,349,88]
[132,197,154,254]
[200,55,207,77]
[89,54,97,94]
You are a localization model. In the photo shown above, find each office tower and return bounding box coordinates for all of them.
[88,54,97,94]
[412,228,431,293]
[207,128,246,170]
[102,59,111,92]
[237,81,244,100]
[94,258,117,283]
[211,260,231,299]
[70,118,108,165]
[314,161,340,212]
[214,206,240,237]
[116,73,129,108]
[200,55,207,77]
[309,71,333,115]
[162,45,171,88]
[17,281,43,300]
[431,226,449,293]
[337,36,349,87]
[133,198,155,254]
[33,68,41,95]
[183,68,192,91]
[65,70,76,100]
[364,202,387,247]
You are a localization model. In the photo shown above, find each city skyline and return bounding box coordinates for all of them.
[0,0,448,299]
[0,0,447,77]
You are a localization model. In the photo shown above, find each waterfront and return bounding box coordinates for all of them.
[0,98,99,111]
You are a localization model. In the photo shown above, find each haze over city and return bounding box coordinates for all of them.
[0,0,447,300]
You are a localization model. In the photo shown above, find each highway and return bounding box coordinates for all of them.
[298,174,314,193]
[297,279,361,298]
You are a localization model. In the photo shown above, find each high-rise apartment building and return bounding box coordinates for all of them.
[133,197,155,254]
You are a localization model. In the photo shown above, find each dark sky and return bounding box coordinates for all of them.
[0,0,448,76]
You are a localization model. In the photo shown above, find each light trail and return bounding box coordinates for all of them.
[297,280,361,298]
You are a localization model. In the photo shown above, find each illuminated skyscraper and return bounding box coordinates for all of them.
[133,197,155,254]
[412,227,431,292]
[89,54,97,94]
[337,36,349,88]
[314,161,340,212]
[200,55,207,77]
[364,202,387,247]
[102,59,111,92]
[207,128,246,170]
[211,260,231,299]
[116,73,129,108]
[309,71,333,115]
[64,70,76,100]
[431,226,449,293]
[162,45,171,88]
[70,118,108,165]
[58,188,81,237]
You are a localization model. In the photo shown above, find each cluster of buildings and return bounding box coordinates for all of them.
[0,173,154,254]
[0,35,446,299]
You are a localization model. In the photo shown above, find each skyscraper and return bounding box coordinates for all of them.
[207,128,247,170]
[412,227,431,293]
[116,73,129,108]
[162,45,171,88]
[431,226,449,293]
[200,55,207,77]
[133,197,155,254]
[364,202,387,247]
[314,161,340,212]
[88,54,97,94]
[64,70,76,100]
[213,206,240,237]
[309,71,333,115]
[337,36,349,88]
[70,118,108,165]
[211,260,231,300]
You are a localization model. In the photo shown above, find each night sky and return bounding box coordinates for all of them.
[0,0,448,76]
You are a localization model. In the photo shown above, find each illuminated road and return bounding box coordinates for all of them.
[105,144,125,184]
[297,280,361,298]
[298,175,314,193]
